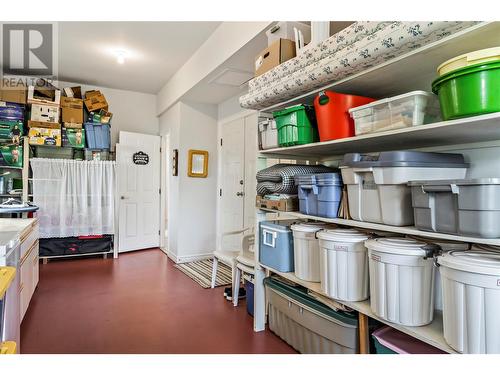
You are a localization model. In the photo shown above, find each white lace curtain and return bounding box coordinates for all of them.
[30,158,116,238]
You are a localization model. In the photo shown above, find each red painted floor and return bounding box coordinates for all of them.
[20,248,296,354]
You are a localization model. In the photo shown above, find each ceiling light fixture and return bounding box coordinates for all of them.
[115,50,127,64]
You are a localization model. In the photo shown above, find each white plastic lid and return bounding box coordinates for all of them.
[406,235,470,252]
[317,228,369,243]
[437,47,500,76]
[438,250,500,276]
[291,222,330,233]
[365,237,429,256]
[348,90,433,114]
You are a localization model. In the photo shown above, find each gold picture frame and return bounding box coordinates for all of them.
[187,149,209,178]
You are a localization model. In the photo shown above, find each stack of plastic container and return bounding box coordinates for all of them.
[340,151,468,226]
[295,172,343,218]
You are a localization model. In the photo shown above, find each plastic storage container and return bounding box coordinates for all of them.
[317,228,370,302]
[84,149,109,161]
[372,326,446,354]
[432,60,500,120]
[258,117,278,150]
[291,222,331,282]
[406,236,470,311]
[365,237,438,326]
[340,151,468,226]
[410,178,500,238]
[314,90,374,141]
[349,91,441,136]
[295,174,318,215]
[245,279,254,316]
[259,221,295,272]
[33,145,73,159]
[264,277,359,354]
[438,249,500,353]
[84,123,111,149]
[437,47,500,76]
[273,105,318,147]
[316,172,343,218]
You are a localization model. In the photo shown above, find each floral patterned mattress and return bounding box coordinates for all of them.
[239,21,480,110]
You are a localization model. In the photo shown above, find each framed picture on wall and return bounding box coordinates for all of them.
[187,149,208,178]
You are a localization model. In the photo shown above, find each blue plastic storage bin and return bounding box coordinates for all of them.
[316,173,343,218]
[245,279,254,316]
[259,221,294,272]
[84,123,111,149]
[295,174,318,215]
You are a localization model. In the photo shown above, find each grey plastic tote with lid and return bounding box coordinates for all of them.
[341,151,468,168]
[410,178,500,238]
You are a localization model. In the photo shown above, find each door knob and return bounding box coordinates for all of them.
[236,192,245,197]
[120,196,127,200]
[239,180,244,185]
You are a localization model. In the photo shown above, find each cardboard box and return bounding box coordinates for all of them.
[255,195,298,212]
[255,39,296,77]
[0,81,27,104]
[28,85,61,106]
[84,90,108,112]
[0,101,25,121]
[0,144,23,168]
[63,122,83,129]
[62,127,85,148]
[0,120,23,144]
[31,104,60,123]
[63,86,82,99]
[60,96,83,123]
[28,121,61,146]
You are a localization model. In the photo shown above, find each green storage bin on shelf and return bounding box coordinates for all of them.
[33,145,74,159]
[432,61,500,120]
[273,105,318,147]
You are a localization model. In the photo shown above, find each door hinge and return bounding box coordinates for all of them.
[159,188,161,195]
[219,188,222,197]
[220,138,223,146]
[158,230,161,235]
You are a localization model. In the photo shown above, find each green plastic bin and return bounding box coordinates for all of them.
[273,105,318,147]
[432,61,500,120]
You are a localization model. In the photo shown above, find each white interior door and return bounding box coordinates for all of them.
[244,113,258,230]
[220,118,245,251]
[117,132,161,253]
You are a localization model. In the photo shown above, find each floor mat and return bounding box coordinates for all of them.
[174,258,232,288]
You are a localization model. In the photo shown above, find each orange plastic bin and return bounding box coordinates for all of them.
[314,90,375,141]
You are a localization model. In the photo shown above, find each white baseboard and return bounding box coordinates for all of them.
[161,248,214,264]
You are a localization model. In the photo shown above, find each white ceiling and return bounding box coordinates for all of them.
[57,22,221,94]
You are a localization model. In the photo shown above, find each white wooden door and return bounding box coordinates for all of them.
[244,113,258,229]
[117,132,161,253]
[220,118,245,251]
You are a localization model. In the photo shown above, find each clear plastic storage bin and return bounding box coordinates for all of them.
[349,91,441,136]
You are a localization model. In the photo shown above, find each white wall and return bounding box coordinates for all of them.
[57,80,158,150]
[156,22,271,116]
[159,101,218,262]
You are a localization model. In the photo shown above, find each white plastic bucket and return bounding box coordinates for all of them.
[365,237,437,326]
[407,236,470,311]
[291,222,332,282]
[438,249,500,353]
[317,228,370,302]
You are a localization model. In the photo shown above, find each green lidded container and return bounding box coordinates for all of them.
[432,60,500,120]
[33,145,74,159]
[273,104,318,147]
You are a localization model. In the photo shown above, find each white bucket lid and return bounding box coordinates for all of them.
[406,235,470,252]
[291,222,331,233]
[365,237,429,256]
[438,250,500,276]
[317,228,369,243]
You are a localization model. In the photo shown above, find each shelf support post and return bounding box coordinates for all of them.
[358,312,370,354]
[253,209,267,332]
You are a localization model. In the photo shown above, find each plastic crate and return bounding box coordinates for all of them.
[33,145,73,159]
[273,105,318,147]
[84,123,110,149]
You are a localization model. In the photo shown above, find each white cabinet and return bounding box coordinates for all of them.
[19,227,39,322]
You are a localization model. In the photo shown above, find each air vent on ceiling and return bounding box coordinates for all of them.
[209,68,253,87]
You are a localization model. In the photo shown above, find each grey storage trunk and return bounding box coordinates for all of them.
[264,277,359,354]
[410,178,500,238]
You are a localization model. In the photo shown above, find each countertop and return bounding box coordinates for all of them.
[0,218,38,254]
